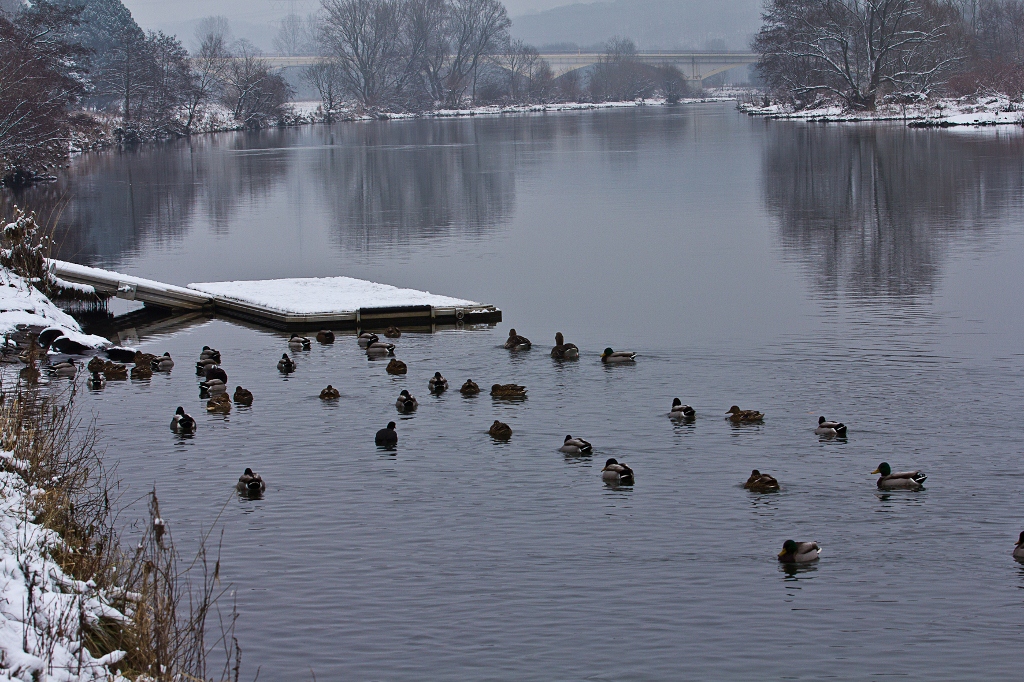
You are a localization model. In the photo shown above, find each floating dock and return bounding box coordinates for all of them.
[50,260,501,331]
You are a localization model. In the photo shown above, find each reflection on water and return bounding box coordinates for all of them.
[762,124,1024,299]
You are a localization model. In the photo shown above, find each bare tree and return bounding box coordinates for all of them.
[193,15,231,52]
[497,38,537,102]
[223,40,293,126]
[658,64,689,103]
[320,0,406,108]
[184,25,230,132]
[558,68,586,102]
[590,37,655,101]
[446,0,511,105]
[754,0,963,109]
[303,58,345,121]
[274,13,316,56]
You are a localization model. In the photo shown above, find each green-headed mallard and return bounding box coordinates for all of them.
[288,335,311,350]
[49,361,77,378]
[815,416,847,436]
[386,359,407,375]
[316,330,335,344]
[395,390,418,412]
[559,435,593,455]
[357,332,379,348]
[200,378,226,396]
[601,348,636,363]
[234,386,254,405]
[384,326,401,338]
[429,372,448,393]
[152,352,174,371]
[199,346,221,364]
[491,383,527,399]
[170,406,196,434]
[778,540,820,564]
[366,341,396,357]
[872,462,926,490]
[204,365,227,383]
[375,422,398,446]
[237,468,265,494]
[726,406,763,422]
[88,371,105,389]
[278,353,296,373]
[460,379,480,395]
[550,332,579,360]
[488,420,512,440]
[743,469,779,492]
[504,329,531,350]
[670,398,695,418]
[601,458,634,485]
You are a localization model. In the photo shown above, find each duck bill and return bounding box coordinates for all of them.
[870,468,880,474]
[777,549,787,557]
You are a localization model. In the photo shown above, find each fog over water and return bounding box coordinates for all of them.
[6,103,1024,679]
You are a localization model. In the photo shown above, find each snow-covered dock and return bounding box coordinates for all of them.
[49,260,501,330]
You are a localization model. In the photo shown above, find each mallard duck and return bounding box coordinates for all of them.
[550,332,579,359]
[236,468,265,494]
[170,406,196,434]
[106,347,137,363]
[491,383,527,399]
[386,359,408,375]
[233,386,254,405]
[366,341,395,357]
[288,335,311,350]
[133,351,158,368]
[778,540,820,564]
[49,361,77,378]
[601,458,634,485]
[88,371,105,389]
[428,372,448,393]
[384,326,401,338]
[316,329,335,344]
[152,352,174,371]
[204,365,228,383]
[504,328,531,350]
[200,378,227,396]
[199,345,221,360]
[488,420,513,440]
[670,398,695,418]
[102,362,127,380]
[357,332,379,348]
[319,385,340,400]
[395,390,418,412]
[278,353,296,373]
[872,462,926,490]
[743,469,779,492]
[601,348,636,363]
[815,416,847,436]
[207,393,231,413]
[87,356,105,373]
[196,358,217,375]
[559,435,593,455]
[130,363,152,380]
[726,406,764,422]
[460,379,480,395]
[375,422,398,446]
[1014,531,1024,559]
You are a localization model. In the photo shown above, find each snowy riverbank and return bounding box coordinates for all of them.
[738,94,1024,127]
[0,269,108,350]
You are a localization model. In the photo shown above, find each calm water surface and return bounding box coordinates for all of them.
[7,103,1024,679]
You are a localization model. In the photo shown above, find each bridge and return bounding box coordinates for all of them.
[262,52,758,84]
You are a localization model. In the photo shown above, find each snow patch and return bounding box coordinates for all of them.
[739,94,1024,127]
[0,270,108,349]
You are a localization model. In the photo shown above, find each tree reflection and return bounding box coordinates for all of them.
[762,125,1024,299]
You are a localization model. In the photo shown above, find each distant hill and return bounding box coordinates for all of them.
[512,0,763,51]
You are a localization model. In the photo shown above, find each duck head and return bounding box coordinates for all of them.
[434,372,443,379]
[1017,531,1024,547]
[672,398,682,407]
[750,469,761,477]
[564,435,573,442]
[281,353,290,360]
[555,332,564,345]
[243,467,254,476]
[779,539,797,557]
[871,462,892,476]
[387,422,396,430]
[603,458,619,469]
[726,406,741,414]
[175,406,185,416]
[508,329,518,337]
[602,348,614,357]
[400,390,410,397]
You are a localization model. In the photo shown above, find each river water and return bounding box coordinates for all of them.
[6,103,1024,679]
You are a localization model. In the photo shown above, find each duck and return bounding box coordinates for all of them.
[87,356,105,373]
[49,361,77,378]
[102,362,127,380]
[488,420,513,440]
[288,335,311,350]
[233,386,254,406]
[460,379,480,395]
[170,407,196,434]
[386,359,408,375]
[151,352,174,371]
[601,458,634,485]
[1014,531,1024,560]
[815,416,847,436]
[743,469,780,492]
[204,365,228,383]
[601,348,636,363]
[206,393,231,413]
[357,332,379,348]
[38,328,91,355]
[726,406,764,423]
[669,398,695,418]
[490,383,527,399]
[428,372,448,393]
[88,371,105,389]
[106,347,137,363]
[200,378,227,396]
[504,328,531,350]
[319,385,340,400]
[872,462,926,490]
[777,540,820,564]
[550,332,579,360]
[196,358,217,375]
[395,390,418,412]
[277,353,296,373]
[365,341,396,357]
[384,326,401,338]
[375,422,398,446]
[236,468,265,494]
[559,435,593,455]
[133,351,158,368]
[130,363,153,380]
[199,346,221,364]
[316,329,335,344]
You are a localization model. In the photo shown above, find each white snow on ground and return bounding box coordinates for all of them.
[188,276,478,314]
[0,467,130,681]
[738,94,1024,126]
[0,270,108,349]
